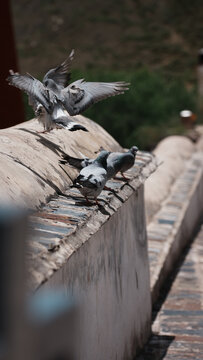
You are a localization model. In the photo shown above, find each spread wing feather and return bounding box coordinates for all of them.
[62,79,130,115]
[7,72,54,113]
[43,49,74,88]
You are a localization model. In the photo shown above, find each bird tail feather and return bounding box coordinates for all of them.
[55,116,88,132]
[59,154,84,169]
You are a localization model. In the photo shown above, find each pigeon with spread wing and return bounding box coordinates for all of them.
[7,50,87,132]
[7,50,129,133]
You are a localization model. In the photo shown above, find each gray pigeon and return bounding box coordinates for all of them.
[107,146,139,180]
[72,151,110,204]
[7,50,129,133]
[60,146,139,180]
[7,50,87,133]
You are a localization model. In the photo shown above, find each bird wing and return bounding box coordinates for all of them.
[62,79,130,115]
[43,49,74,88]
[60,154,92,169]
[7,71,54,113]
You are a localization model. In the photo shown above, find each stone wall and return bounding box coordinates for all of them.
[145,135,195,222]
[41,186,151,360]
[0,116,156,359]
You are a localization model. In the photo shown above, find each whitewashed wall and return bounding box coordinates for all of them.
[41,186,152,360]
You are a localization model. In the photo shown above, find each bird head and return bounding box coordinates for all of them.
[130,146,139,156]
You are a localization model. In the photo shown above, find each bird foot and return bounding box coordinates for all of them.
[121,172,130,181]
[36,130,50,134]
[85,197,91,205]
[103,185,114,192]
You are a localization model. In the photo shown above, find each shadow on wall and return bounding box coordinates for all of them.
[135,334,175,360]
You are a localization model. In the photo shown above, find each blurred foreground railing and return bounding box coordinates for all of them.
[0,207,78,360]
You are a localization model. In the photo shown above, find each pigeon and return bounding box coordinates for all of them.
[7,50,130,133]
[107,146,139,180]
[72,151,110,204]
[60,146,139,181]
[7,50,88,133]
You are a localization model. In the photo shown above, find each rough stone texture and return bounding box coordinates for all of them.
[0,116,122,208]
[40,186,152,360]
[22,152,156,360]
[145,136,195,223]
[27,151,157,292]
[147,152,203,304]
[137,223,203,360]
[0,117,158,360]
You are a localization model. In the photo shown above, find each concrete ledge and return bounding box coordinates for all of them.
[0,116,159,359]
[27,151,157,291]
[25,152,157,360]
[147,152,203,304]
[40,186,152,360]
[145,136,195,223]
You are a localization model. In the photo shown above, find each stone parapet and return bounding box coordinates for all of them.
[145,136,195,223]
[0,116,157,359]
[0,116,122,208]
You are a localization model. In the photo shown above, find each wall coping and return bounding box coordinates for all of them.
[27,151,157,291]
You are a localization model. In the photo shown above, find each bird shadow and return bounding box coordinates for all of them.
[103,188,124,203]
[68,196,111,215]
[135,334,175,360]
[17,128,67,157]
[120,182,136,192]
[64,193,115,215]
[97,204,111,216]
[59,164,75,183]
[97,198,116,212]
[112,191,124,203]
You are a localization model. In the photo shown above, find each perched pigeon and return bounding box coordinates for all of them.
[72,151,110,204]
[60,146,139,180]
[7,50,129,133]
[107,146,139,180]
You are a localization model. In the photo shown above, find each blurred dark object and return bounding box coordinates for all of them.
[198,48,203,65]
[0,206,77,360]
[0,0,25,129]
[197,48,203,121]
[27,288,77,360]
[0,206,28,360]
[180,110,196,129]
[180,110,200,143]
